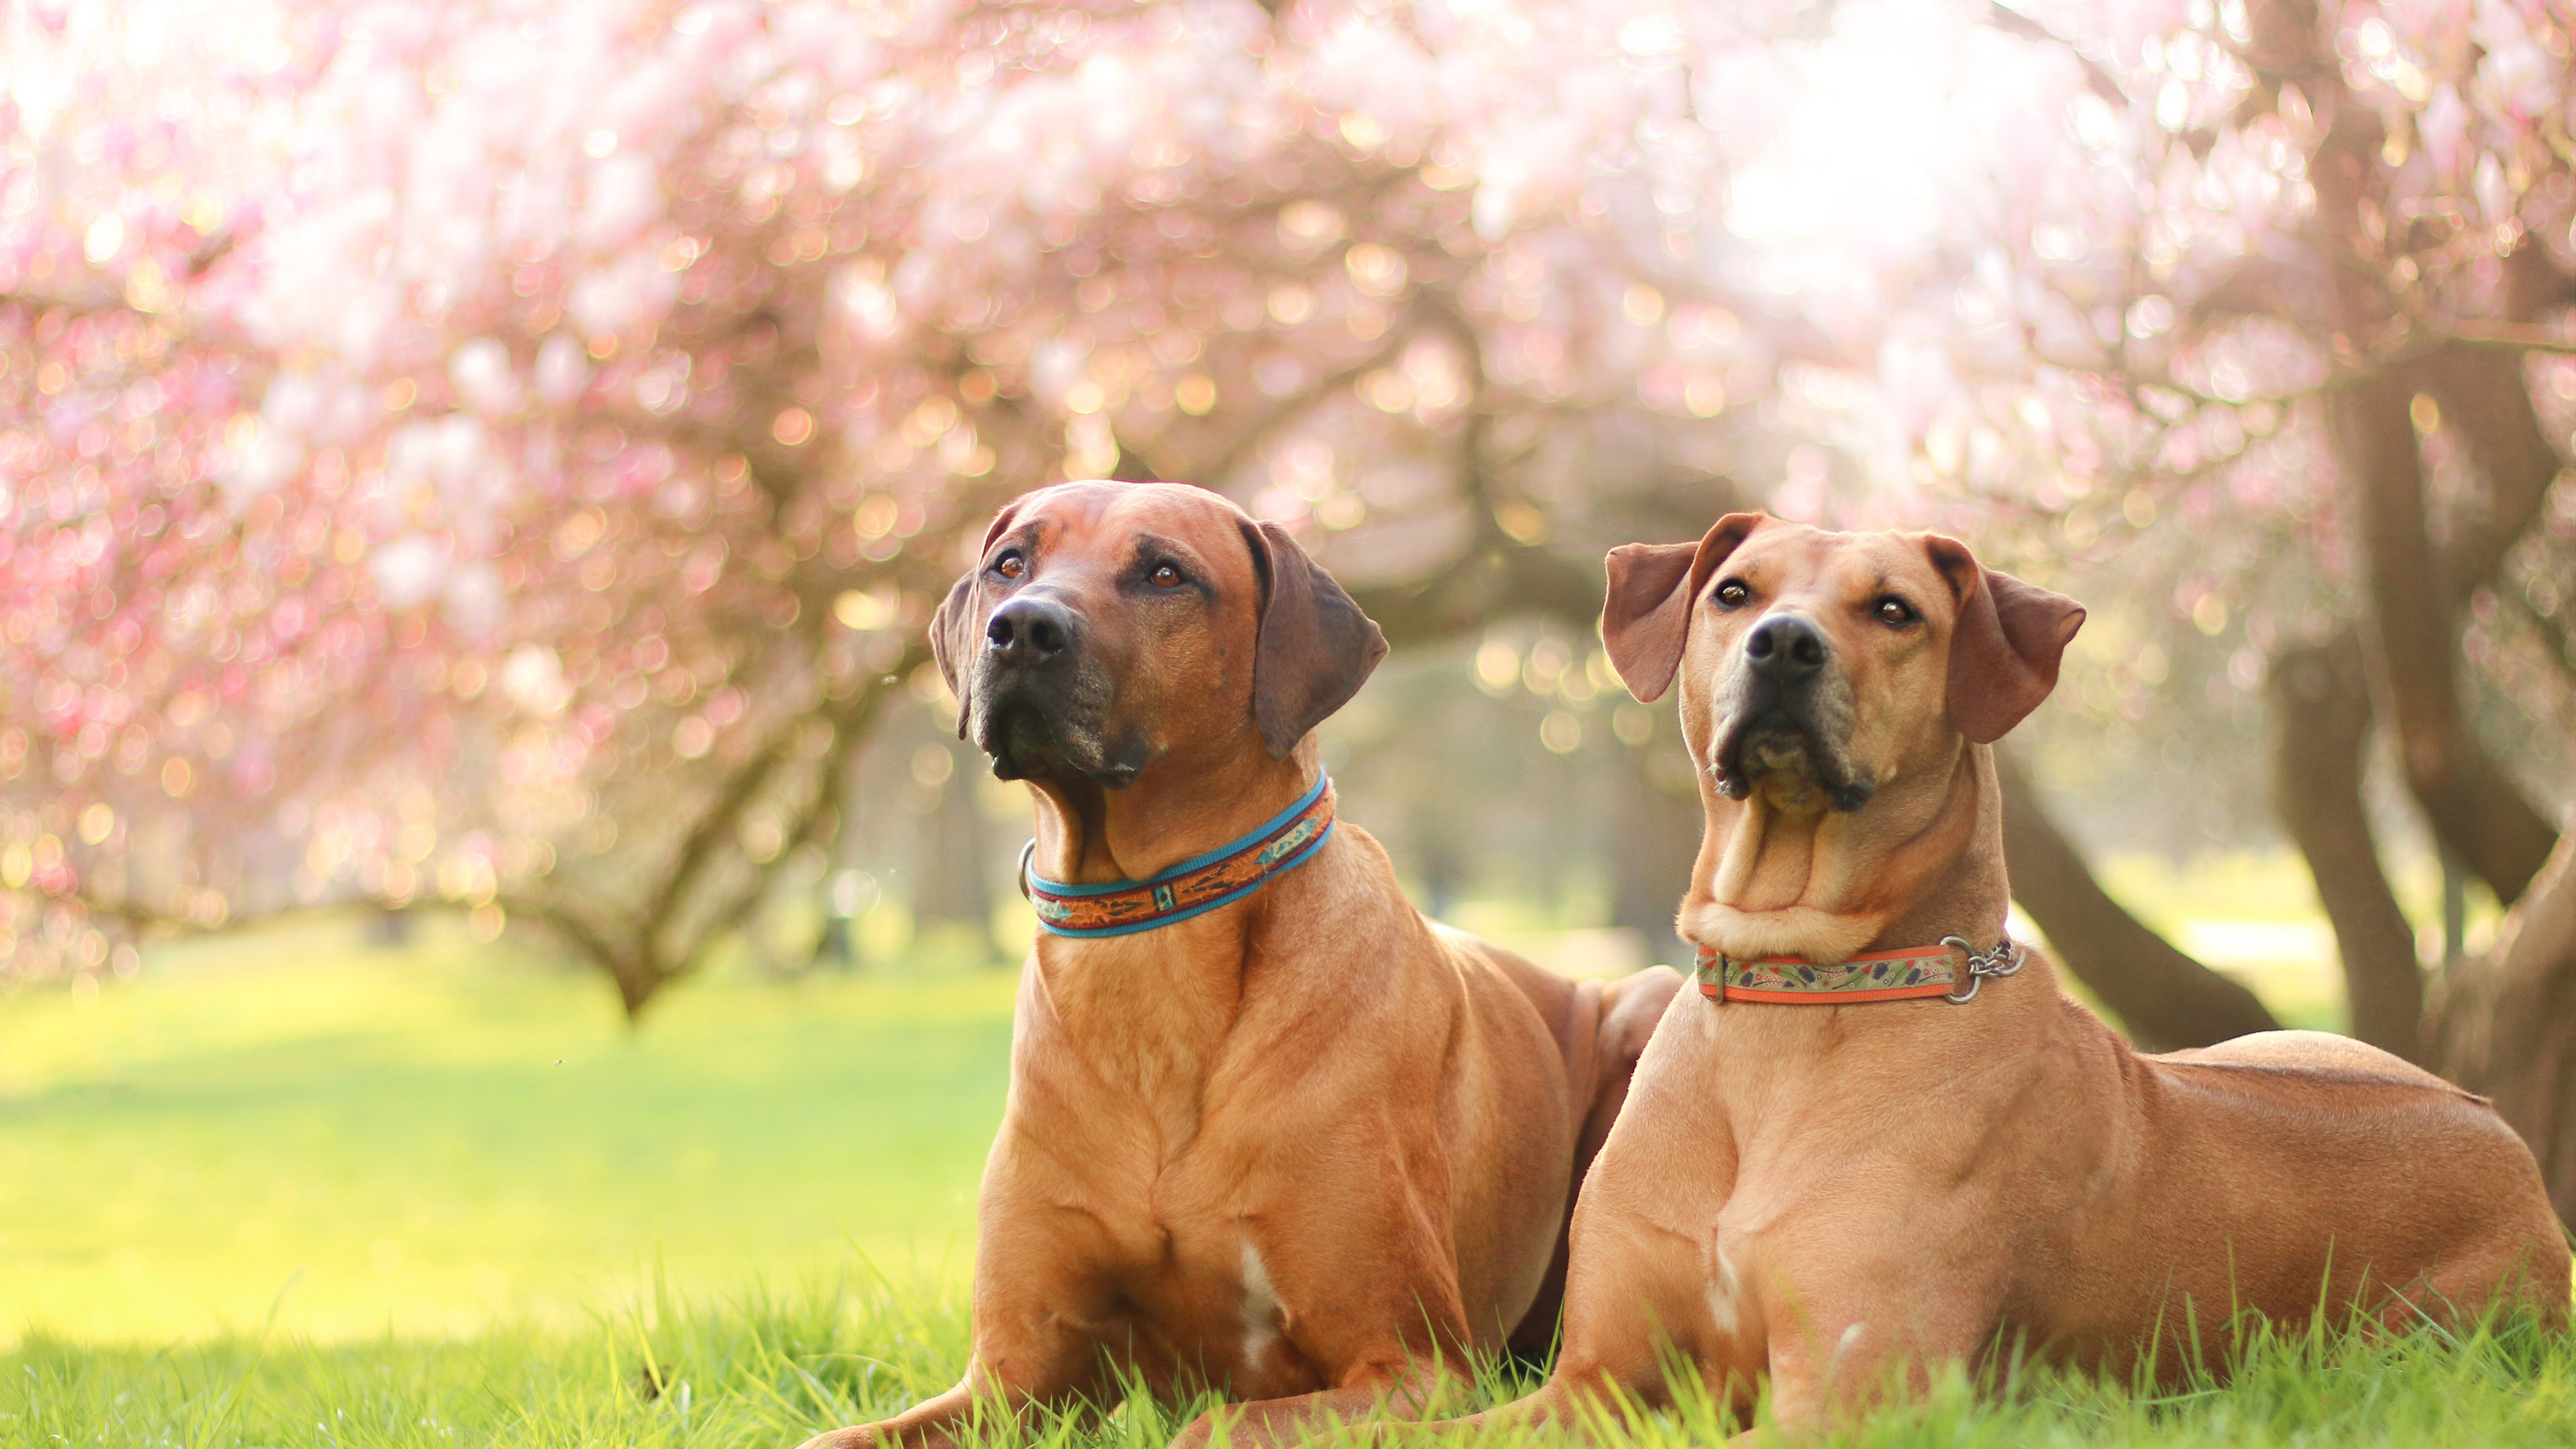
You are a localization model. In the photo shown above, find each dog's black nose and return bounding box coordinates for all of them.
[1745,613,1828,681]
[986,596,1075,667]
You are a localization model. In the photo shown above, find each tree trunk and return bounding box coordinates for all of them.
[1994,750,2282,1051]
[2301,91,2562,907]
[1609,747,1702,972]
[2428,837,2576,1222]
[2332,368,2560,904]
[916,745,999,962]
[2184,0,2576,1218]
[2417,335,2564,593]
[2266,631,2423,1061]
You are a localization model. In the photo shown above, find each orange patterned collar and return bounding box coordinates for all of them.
[1018,776,1336,938]
[1693,934,2022,1006]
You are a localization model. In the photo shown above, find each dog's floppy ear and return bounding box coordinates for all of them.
[928,500,1025,738]
[1240,519,1388,758]
[1923,534,2086,743]
[1600,512,1765,703]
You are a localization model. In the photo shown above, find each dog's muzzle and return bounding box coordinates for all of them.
[969,596,1140,787]
[1709,614,1874,811]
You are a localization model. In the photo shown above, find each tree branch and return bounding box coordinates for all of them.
[2414,321,2576,357]
[1187,324,1417,486]
[639,698,817,961]
[76,886,651,1015]
[1994,749,2283,1051]
[2419,337,2571,602]
[2428,836,2576,1221]
[2267,631,2423,1061]
[2336,366,2560,903]
[1348,541,1606,647]
[668,647,923,982]
[1980,1,2131,106]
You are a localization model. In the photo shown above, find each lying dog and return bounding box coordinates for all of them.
[795,482,1678,1449]
[1412,514,2569,1439]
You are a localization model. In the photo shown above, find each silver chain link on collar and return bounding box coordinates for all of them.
[1939,934,2025,1004]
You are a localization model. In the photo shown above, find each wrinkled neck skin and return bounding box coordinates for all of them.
[1022,733,1320,888]
[1677,737,2011,963]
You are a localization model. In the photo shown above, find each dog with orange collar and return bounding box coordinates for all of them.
[1404,513,2567,1440]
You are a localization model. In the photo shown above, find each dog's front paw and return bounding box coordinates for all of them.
[793,1427,879,1449]
[1167,1407,1229,1449]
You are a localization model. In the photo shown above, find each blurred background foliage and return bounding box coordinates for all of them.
[5,0,2576,1312]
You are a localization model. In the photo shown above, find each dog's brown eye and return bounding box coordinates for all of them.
[1875,597,1915,626]
[994,551,1026,580]
[1714,580,1750,608]
[1149,563,1183,588]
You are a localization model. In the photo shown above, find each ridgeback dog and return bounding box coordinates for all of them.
[794,481,1679,1449]
[1400,514,2569,1441]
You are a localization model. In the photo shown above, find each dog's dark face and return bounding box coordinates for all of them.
[930,482,1386,788]
[1602,515,2084,813]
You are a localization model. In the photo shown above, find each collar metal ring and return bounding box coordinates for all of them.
[1941,933,2021,1005]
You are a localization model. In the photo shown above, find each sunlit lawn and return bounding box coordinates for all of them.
[8,1282,2575,1448]
[0,867,2345,1348]
[9,865,2564,1447]
[0,919,1011,1344]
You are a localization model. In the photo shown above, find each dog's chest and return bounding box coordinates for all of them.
[1012,930,1394,1391]
[1084,1216,1324,1397]
[1035,1081,1330,1389]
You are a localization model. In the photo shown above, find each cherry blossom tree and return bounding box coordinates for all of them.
[1,0,1822,1014]
[13,0,2575,1224]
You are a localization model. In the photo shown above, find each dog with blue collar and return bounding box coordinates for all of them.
[794,481,1680,1449]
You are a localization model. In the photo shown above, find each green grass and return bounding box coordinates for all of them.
[6,1287,2576,1447]
[0,918,1011,1343]
[10,904,2569,1446]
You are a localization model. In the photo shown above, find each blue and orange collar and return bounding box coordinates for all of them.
[1018,775,1336,938]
